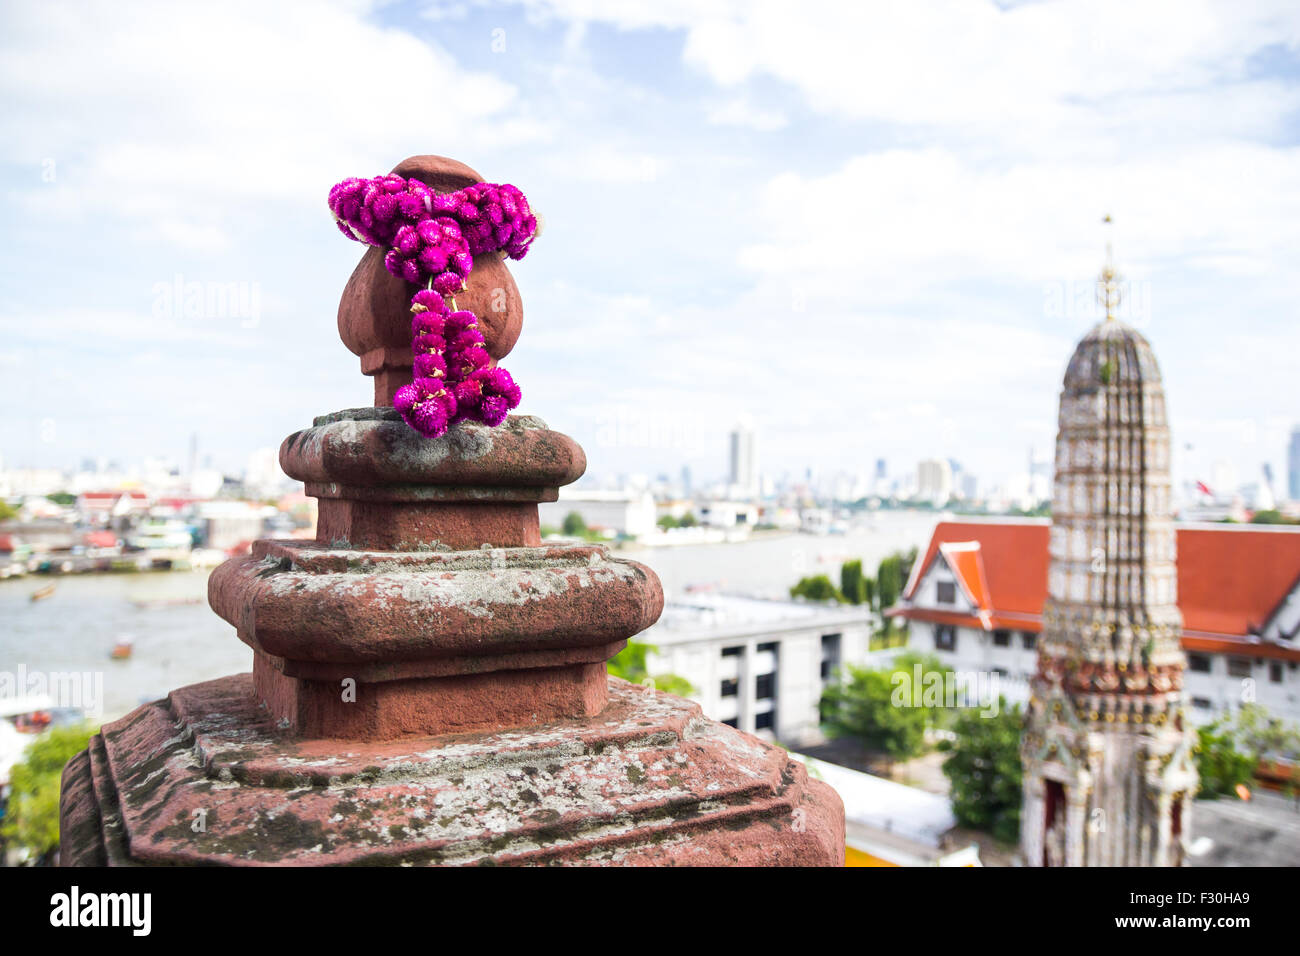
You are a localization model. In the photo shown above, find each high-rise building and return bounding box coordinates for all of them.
[1289,426,1300,502]
[916,458,953,505]
[1021,246,1197,867]
[959,472,979,501]
[1254,463,1276,512]
[728,419,758,497]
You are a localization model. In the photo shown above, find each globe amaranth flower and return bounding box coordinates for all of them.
[392,378,458,439]
[329,173,537,438]
[413,352,448,379]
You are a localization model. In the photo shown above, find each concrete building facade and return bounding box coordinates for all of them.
[642,594,872,745]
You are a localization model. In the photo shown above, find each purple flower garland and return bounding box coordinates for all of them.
[328,174,538,438]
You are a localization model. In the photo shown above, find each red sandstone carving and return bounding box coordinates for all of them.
[59,155,845,867]
[62,677,842,866]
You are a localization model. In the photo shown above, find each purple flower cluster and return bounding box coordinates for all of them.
[328,175,538,296]
[392,290,522,435]
[328,174,538,438]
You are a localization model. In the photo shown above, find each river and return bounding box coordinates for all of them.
[0,510,942,723]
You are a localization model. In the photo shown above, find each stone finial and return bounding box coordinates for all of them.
[59,156,845,867]
[337,155,525,406]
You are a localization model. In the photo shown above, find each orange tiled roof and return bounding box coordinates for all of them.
[938,542,992,610]
[895,520,1300,656]
[903,520,1050,615]
[1177,527,1300,639]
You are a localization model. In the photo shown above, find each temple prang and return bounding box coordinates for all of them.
[1020,239,1198,867]
[58,155,845,867]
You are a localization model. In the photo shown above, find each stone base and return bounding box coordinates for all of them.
[315,498,542,551]
[253,651,610,739]
[207,539,662,739]
[60,675,844,866]
[279,411,585,553]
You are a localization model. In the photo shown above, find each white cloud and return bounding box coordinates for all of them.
[520,0,1300,147]
[554,145,666,182]
[737,144,1300,296]
[0,0,531,238]
[706,98,787,131]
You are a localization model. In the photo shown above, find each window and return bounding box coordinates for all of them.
[721,646,743,658]
[936,581,956,604]
[720,678,739,698]
[992,630,1011,647]
[1021,631,1037,650]
[1187,653,1211,674]
[1270,661,1283,684]
[820,633,842,681]
[1227,657,1252,679]
[755,673,776,700]
[755,711,775,731]
[757,641,778,654]
[722,717,738,728]
[1191,697,1213,710]
[935,625,957,651]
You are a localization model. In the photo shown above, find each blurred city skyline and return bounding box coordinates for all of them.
[2,1,1298,493]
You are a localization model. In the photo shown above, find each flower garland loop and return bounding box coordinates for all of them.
[328,174,539,438]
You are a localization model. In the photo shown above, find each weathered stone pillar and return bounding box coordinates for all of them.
[1021,775,1044,867]
[1154,792,1173,866]
[58,155,844,866]
[1176,793,1192,866]
[1065,789,1088,868]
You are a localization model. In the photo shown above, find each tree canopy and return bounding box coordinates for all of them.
[1195,703,1300,798]
[561,511,588,536]
[2,723,97,862]
[607,641,694,697]
[819,652,951,762]
[940,700,1023,843]
[789,574,844,603]
[840,559,871,606]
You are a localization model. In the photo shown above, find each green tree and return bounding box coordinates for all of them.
[819,653,951,763]
[561,511,588,536]
[1193,704,1300,798]
[1227,703,1300,763]
[1,723,97,862]
[876,555,903,611]
[656,515,678,530]
[790,574,844,603]
[1250,510,1296,526]
[607,641,694,697]
[45,492,76,506]
[821,667,925,761]
[0,500,18,521]
[1194,721,1257,799]
[940,700,1023,842]
[678,512,697,528]
[899,546,918,585]
[840,559,869,606]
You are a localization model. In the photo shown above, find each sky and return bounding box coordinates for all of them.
[1,0,1298,494]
